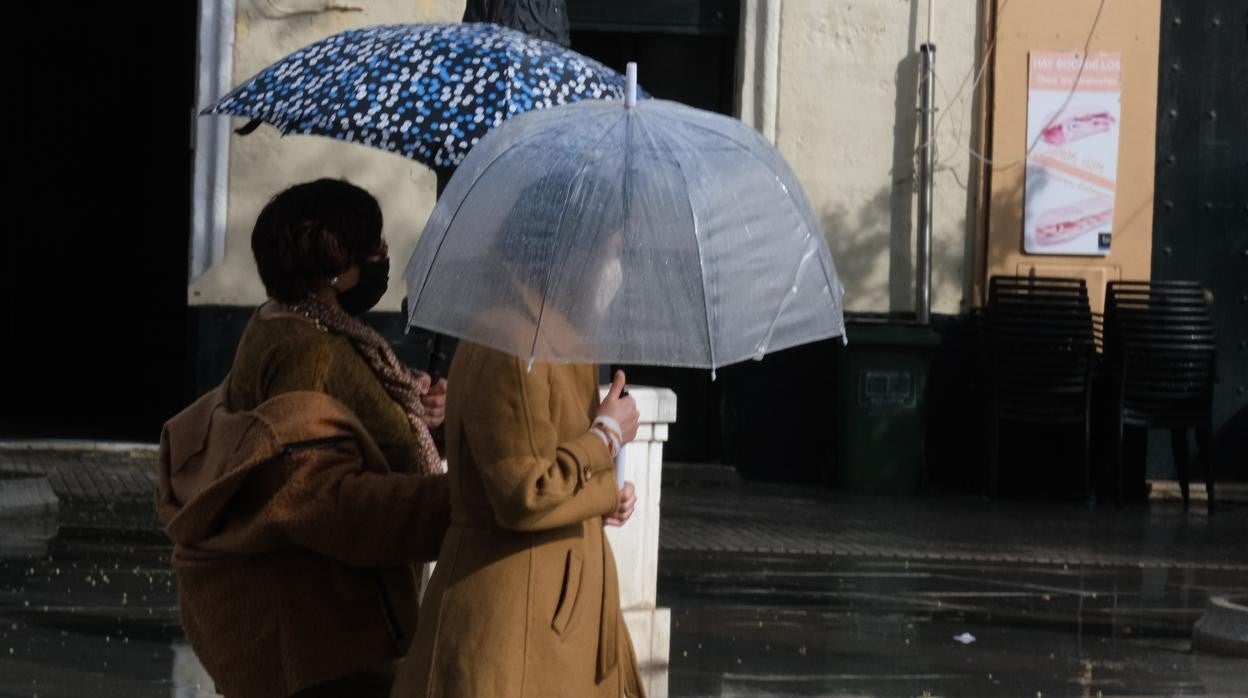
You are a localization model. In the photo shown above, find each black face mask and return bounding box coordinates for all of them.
[337,258,390,316]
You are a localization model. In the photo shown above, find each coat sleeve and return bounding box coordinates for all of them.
[464,354,619,532]
[270,444,452,566]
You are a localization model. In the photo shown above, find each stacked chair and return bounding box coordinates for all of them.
[1103,280,1217,512]
[982,276,1097,499]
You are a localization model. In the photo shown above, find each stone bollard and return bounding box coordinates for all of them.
[600,385,677,698]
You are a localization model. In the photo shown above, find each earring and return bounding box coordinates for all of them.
[329,276,339,288]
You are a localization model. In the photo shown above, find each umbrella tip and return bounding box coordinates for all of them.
[625,62,637,108]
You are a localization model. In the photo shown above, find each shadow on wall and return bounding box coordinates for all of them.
[956,0,989,308]
[822,0,986,316]
[887,0,922,312]
[821,186,969,315]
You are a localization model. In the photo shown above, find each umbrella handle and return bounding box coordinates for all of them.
[235,118,264,135]
[426,333,446,382]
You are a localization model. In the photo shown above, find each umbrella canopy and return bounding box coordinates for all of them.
[404,73,845,371]
[204,22,637,168]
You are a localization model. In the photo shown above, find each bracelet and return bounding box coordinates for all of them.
[589,422,621,458]
[593,416,623,442]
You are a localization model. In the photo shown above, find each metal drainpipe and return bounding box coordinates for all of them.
[916,43,936,325]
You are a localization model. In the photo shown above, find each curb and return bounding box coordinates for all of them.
[0,439,159,453]
[0,472,60,518]
[1193,596,1248,658]
[1147,480,1248,504]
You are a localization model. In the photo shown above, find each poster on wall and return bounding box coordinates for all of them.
[1024,51,1122,256]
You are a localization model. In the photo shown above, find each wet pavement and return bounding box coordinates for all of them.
[661,552,1248,696]
[0,448,1246,696]
[0,503,193,698]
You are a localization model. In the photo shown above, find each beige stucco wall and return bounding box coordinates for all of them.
[767,0,982,314]
[190,0,463,308]
[195,0,984,316]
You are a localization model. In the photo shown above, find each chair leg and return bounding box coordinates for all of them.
[1114,415,1127,508]
[989,413,1000,499]
[1082,412,1094,504]
[1170,428,1190,513]
[1197,421,1215,515]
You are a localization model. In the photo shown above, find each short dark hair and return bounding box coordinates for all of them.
[499,168,622,284]
[251,179,383,302]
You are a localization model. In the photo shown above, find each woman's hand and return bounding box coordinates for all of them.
[597,371,639,444]
[605,482,637,527]
[421,377,447,428]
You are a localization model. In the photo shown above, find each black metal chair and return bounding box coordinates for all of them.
[983,276,1097,499]
[1103,280,1216,512]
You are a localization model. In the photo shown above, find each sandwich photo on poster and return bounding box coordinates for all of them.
[1024,51,1122,256]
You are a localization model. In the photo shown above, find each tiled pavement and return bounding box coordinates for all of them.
[660,466,1248,571]
[0,444,160,532]
[0,444,155,504]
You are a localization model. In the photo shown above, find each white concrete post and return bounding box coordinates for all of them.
[600,385,677,697]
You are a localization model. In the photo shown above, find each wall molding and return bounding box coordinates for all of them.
[190,0,236,282]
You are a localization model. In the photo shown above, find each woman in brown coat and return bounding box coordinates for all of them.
[226,178,446,475]
[157,387,450,698]
[390,342,644,697]
[168,179,450,696]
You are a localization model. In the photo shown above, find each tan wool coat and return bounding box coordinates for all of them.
[390,341,643,698]
[156,387,450,698]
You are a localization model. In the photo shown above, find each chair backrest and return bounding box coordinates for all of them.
[985,276,1096,421]
[1104,280,1216,415]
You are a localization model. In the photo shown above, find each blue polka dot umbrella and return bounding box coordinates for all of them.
[203,23,641,168]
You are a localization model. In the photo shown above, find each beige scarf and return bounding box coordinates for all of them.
[279,294,442,475]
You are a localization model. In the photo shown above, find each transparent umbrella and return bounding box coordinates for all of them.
[404,65,845,373]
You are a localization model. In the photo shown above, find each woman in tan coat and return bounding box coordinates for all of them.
[390,342,644,698]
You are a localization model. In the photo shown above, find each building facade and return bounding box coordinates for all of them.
[6,1,1241,486]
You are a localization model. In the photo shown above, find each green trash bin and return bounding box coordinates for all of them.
[833,317,941,494]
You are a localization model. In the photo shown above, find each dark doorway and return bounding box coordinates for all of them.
[1,5,197,441]
[569,0,740,462]
[568,31,738,115]
[1152,0,1248,480]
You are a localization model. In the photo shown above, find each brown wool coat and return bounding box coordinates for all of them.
[390,341,643,698]
[225,306,436,474]
[156,387,451,698]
